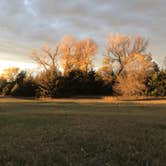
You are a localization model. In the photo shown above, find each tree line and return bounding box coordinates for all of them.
[0,34,166,97]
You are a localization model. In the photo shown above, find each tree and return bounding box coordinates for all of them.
[59,35,76,75]
[53,69,108,97]
[16,71,26,86]
[36,70,60,97]
[10,71,26,96]
[0,77,7,93]
[114,53,155,96]
[66,69,85,95]
[0,67,20,95]
[145,69,166,96]
[8,71,37,97]
[106,33,148,75]
[104,33,156,96]
[60,36,98,75]
[75,38,97,74]
[32,43,60,73]
[32,42,62,97]
[1,67,19,81]
[97,56,114,83]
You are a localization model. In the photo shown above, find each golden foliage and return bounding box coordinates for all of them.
[75,38,97,73]
[114,53,155,96]
[1,67,20,81]
[32,36,98,75]
[59,35,76,75]
[59,36,98,75]
[97,56,114,82]
[106,33,148,75]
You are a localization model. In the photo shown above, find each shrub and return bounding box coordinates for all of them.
[145,70,166,96]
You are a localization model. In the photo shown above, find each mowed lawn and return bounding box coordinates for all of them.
[0,99,166,166]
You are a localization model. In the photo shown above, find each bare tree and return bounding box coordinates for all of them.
[32,43,60,74]
[106,33,148,75]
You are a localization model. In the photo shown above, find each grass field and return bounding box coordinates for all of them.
[0,98,166,166]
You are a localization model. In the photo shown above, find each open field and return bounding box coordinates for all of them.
[0,98,166,166]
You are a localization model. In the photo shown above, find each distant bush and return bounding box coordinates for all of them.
[10,83,20,96]
[145,70,166,96]
[0,78,7,93]
[11,80,38,97]
[35,69,113,98]
[0,70,38,97]
[2,82,14,95]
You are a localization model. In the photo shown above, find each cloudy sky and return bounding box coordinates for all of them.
[0,0,165,71]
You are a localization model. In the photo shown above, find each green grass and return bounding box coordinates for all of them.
[0,100,166,166]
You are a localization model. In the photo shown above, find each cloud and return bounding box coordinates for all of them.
[0,0,165,68]
[24,0,37,17]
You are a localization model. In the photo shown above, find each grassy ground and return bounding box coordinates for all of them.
[0,98,166,166]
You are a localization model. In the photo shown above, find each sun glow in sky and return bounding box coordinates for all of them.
[0,60,36,75]
[0,0,166,70]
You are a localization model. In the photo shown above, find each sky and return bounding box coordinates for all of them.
[0,0,166,73]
